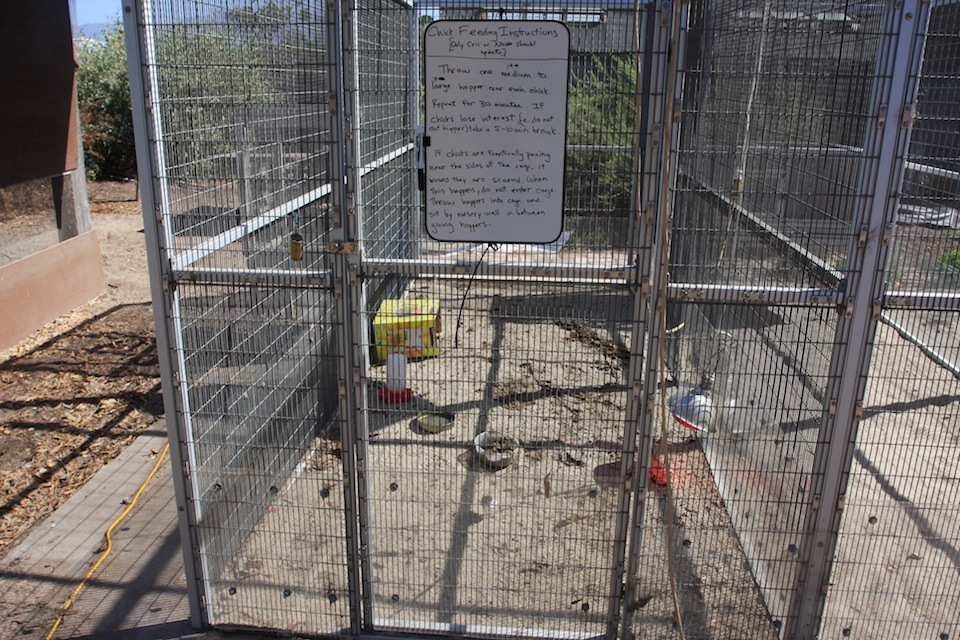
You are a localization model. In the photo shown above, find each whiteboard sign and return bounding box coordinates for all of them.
[423,21,570,243]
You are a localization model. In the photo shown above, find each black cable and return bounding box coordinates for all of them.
[454,243,498,348]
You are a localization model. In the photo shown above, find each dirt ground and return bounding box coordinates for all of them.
[0,180,159,558]
[211,278,777,639]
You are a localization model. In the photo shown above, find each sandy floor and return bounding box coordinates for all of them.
[212,279,778,639]
[202,271,958,640]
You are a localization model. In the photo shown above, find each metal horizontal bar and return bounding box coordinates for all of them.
[415,0,642,9]
[880,312,960,380]
[667,283,843,306]
[362,257,633,282]
[692,143,862,158]
[359,143,415,176]
[883,291,960,311]
[172,144,416,271]
[687,147,954,181]
[567,144,633,152]
[172,183,332,271]
[369,620,604,640]
[904,160,960,181]
[174,267,332,289]
[364,260,846,305]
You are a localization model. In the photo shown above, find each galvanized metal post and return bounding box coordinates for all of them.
[621,0,686,637]
[408,6,422,261]
[787,0,931,636]
[121,0,208,629]
[326,0,369,631]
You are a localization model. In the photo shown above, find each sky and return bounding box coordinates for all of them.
[74,0,124,26]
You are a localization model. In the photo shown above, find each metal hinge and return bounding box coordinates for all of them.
[877,103,888,129]
[857,224,868,248]
[730,174,744,201]
[900,103,916,128]
[881,222,894,246]
[743,290,767,303]
[651,122,662,147]
[872,298,882,320]
[328,241,358,254]
[162,269,178,294]
[854,402,865,420]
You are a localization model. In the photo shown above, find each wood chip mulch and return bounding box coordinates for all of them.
[0,303,161,558]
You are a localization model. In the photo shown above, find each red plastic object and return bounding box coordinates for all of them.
[649,455,669,486]
[672,413,707,432]
[378,387,413,403]
[648,453,688,488]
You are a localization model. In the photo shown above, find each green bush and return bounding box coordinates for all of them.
[940,249,960,271]
[566,55,638,215]
[76,22,136,180]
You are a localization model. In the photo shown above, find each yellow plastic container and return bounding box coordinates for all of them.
[373,299,441,361]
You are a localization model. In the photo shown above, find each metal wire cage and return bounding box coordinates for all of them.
[123,0,959,638]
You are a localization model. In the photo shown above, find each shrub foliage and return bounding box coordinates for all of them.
[76,22,136,180]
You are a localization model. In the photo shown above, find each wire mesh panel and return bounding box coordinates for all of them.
[887,1,960,339]
[647,302,835,636]
[894,2,960,292]
[125,0,353,634]
[821,310,960,639]
[177,282,347,629]
[361,281,635,636]
[125,0,960,636]
[145,0,334,270]
[356,0,414,260]
[674,0,885,289]
[665,0,887,633]
[819,2,960,638]
[351,0,649,635]
[664,0,954,637]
